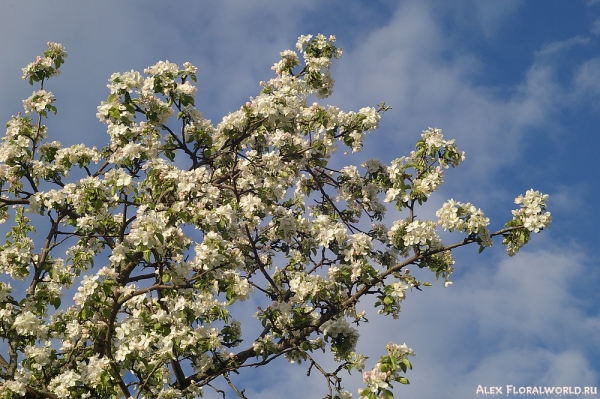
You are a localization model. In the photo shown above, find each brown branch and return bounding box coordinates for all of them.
[0,198,29,205]
[0,353,9,372]
[243,225,282,299]
[23,386,59,399]
[302,349,341,398]
[135,359,164,399]
[92,160,110,178]
[29,211,61,294]
[224,373,248,399]
[110,360,132,398]
[342,225,527,310]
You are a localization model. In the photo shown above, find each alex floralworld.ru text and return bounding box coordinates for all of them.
[476,385,598,395]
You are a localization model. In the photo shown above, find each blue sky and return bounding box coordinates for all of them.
[1,1,599,398]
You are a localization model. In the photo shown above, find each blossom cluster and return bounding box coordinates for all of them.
[375,281,409,319]
[382,128,465,208]
[359,342,416,399]
[295,34,342,98]
[513,189,552,233]
[22,90,55,115]
[21,42,67,85]
[436,199,492,248]
[388,219,443,255]
[321,317,361,361]
[503,189,551,255]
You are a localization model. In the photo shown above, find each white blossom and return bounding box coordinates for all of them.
[0,37,550,399]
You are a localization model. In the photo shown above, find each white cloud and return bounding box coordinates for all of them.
[457,0,525,39]
[535,36,590,59]
[591,19,600,35]
[573,57,600,98]
[473,0,524,37]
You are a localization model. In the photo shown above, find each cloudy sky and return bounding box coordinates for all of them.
[1,1,599,398]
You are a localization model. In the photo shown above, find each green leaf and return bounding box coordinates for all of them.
[183,95,195,106]
[93,198,103,210]
[50,297,61,309]
[398,361,406,373]
[108,108,120,119]
[161,325,171,336]
[100,372,111,387]
[381,389,394,399]
[401,357,412,370]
